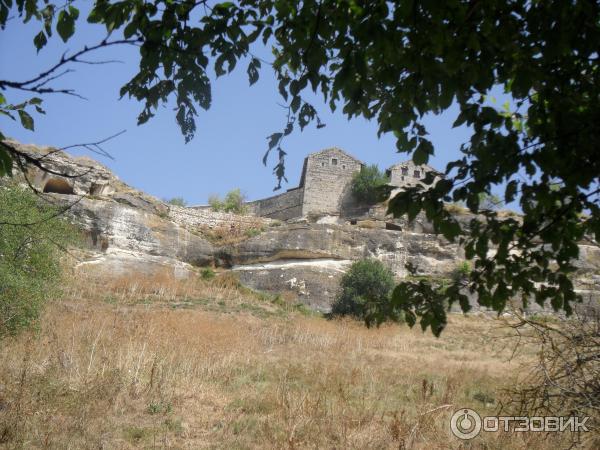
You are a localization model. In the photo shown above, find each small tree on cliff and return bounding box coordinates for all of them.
[350,165,390,205]
[208,188,248,214]
[331,259,400,326]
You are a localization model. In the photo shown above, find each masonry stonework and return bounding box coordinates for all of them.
[247,187,304,221]
[386,160,442,188]
[247,147,442,221]
[300,148,363,216]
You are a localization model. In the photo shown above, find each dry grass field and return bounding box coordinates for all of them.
[0,269,586,449]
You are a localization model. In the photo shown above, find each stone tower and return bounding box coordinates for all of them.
[299,148,363,216]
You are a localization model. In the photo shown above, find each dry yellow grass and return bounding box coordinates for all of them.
[0,270,582,449]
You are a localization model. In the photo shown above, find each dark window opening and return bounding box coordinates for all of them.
[342,164,346,169]
[321,162,325,167]
[43,178,74,195]
[414,170,421,178]
[385,222,402,231]
[401,167,408,175]
[331,158,338,166]
[90,182,111,196]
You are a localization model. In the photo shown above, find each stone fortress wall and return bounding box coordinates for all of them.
[168,204,273,230]
[249,147,442,221]
[246,187,304,221]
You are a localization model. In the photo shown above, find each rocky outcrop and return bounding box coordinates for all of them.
[68,197,214,267]
[7,140,600,312]
[220,224,462,310]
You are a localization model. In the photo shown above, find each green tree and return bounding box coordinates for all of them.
[0,183,76,337]
[208,188,247,214]
[1,1,599,335]
[350,164,390,205]
[331,259,400,326]
[166,197,187,207]
[477,193,502,211]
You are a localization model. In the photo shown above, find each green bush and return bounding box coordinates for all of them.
[208,188,248,214]
[166,197,187,207]
[331,259,400,325]
[451,261,471,283]
[244,227,262,238]
[350,164,390,204]
[208,194,223,211]
[200,267,216,280]
[0,183,75,337]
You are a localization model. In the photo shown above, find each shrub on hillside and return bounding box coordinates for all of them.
[200,267,216,280]
[208,188,248,214]
[350,164,390,204]
[208,194,223,211]
[0,183,76,337]
[451,261,471,283]
[166,197,187,207]
[331,259,401,325]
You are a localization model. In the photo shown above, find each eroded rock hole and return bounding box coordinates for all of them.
[43,178,74,194]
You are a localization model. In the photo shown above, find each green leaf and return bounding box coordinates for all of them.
[290,95,301,113]
[505,180,518,203]
[267,133,282,151]
[68,6,80,21]
[57,10,75,42]
[33,31,47,51]
[247,59,259,86]
[412,140,432,165]
[18,110,34,131]
[123,20,139,39]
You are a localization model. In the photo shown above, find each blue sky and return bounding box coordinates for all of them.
[0,11,471,205]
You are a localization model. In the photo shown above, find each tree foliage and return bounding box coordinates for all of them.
[350,164,389,205]
[478,192,502,211]
[331,259,400,325]
[166,196,187,207]
[0,183,75,337]
[208,188,247,214]
[1,1,599,335]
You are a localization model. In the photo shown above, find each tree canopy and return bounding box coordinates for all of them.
[350,164,389,205]
[0,182,76,337]
[331,258,400,325]
[1,0,599,335]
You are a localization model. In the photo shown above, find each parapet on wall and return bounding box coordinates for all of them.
[247,187,304,221]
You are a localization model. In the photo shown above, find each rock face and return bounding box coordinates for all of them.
[224,224,462,310]
[68,197,214,275]
[7,140,600,312]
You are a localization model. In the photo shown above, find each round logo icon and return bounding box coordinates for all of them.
[450,408,482,440]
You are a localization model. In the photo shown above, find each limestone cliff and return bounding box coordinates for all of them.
[6,140,600,312]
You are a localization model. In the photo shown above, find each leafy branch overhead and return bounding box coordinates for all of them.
[1,1,599,334]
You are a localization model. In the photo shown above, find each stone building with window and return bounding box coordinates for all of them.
[249,147,442,220]
[386,160,443,189]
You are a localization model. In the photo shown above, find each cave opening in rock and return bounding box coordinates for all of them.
[385,222,402,231]
[43,178,74,194]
